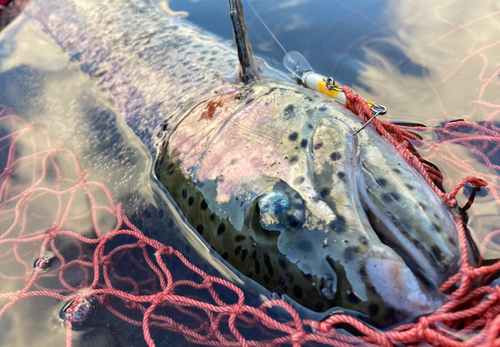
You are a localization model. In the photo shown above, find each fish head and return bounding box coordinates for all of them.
[160,80,460,322]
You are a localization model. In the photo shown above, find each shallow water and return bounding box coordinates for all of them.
[0,0,499,346]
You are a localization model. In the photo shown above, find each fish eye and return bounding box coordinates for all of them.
[257,190,304,232]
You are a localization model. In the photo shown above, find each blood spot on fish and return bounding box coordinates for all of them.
[320,188,329,198]
[328,215,346,233]
[279,257,287,270]
[222,252,229,260]
[298,239,313,252]
[235,235,246,242]
[330,152,342,161]
[264,253,274,276]
[188,197,194,206]
[284,104,294,115]
[347,290,360,304]
[369,304,379,315]
[263,274,270,284]
[241,249,248,261]
[217,223,226,235]
[290,156,299,163]
[300,139,308,148]
[200,200,208,210]
[196,225,204,235]
[293,285,303,299]
[234,246,242,255]
[293,176,305,185]
[199,98,224,121]
[181,189,187,199]
[254,259,261,274]
[289,132,299,141]
[344,246,359,262]
[337,172,346,180]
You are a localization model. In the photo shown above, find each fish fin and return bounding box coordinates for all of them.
[228,0,260,83]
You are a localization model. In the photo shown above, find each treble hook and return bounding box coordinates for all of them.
[353,104,387,135]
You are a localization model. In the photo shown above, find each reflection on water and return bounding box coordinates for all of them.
[0,0,499,345]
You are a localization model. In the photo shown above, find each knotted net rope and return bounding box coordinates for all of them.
[0,98,499,347]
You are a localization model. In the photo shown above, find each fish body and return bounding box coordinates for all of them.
[19,0,461,328]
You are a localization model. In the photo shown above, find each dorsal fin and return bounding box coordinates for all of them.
[228,0,260,83]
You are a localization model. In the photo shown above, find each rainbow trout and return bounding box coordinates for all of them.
[21,0,460,328]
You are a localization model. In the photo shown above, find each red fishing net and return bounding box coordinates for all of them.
[0,91,499,347]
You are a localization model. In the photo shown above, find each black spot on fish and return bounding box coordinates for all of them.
[433,223,442,232]
[182,189,187,199]
[246,272,253,279]
[337,172,346,180]
[300,139,308,148]
[159,210,164,219]
[320,188,329,198]
[343,247,359,262]
[448,237,457,246]
[378,178,388,187]
[314,303,324,312]
[303,273,312,280]
[419,202,427,211]
[235,235,246,242]
[263,274,270,284]
[298,240,313,252]
[279,257,287,270]
[251,250,257,260]
[347,290,360,304]
[431,245,444,261]
[406,184,415,190]
[185,245,191,254]
[293,285,303,299]
[293,176,305,185]
[197,181,205,189]
[289,132,299,141]
[369,304,379,316]
[382,193,392,203]
[245,98,254,104]
[329,216,346,233]
[284,104,294,115]
[314,142,323,150]
[254,259,260,274]
[392,168,401,174]
[390,192,401,202]
[188,197,194,206]
[222,252,229,260]
[264,253,274,276]
[308,124,314,129]
[196,225,204,235]
[210,213,216,221]
[330,152,342,161]
[200,200,208,210]
[241,249,248,261]
[319,106,327,112]
[286,215,300,228]
[165,163,175,175]
[217,223,226,235]
[290,156,299,163]
[234,246,242,255]
[359,235,369,244]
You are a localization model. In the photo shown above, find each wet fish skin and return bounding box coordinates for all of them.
[156,78,456,327]
[21,0,460,328]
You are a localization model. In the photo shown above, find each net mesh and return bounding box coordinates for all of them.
[0,90,499,347]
